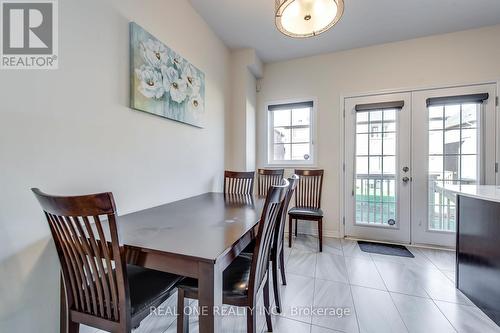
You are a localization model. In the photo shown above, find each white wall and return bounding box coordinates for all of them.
[0,0,229,331]
[257,25,500,237]
[225,48,262,171]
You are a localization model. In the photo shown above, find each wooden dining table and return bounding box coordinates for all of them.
[115,192,263,332]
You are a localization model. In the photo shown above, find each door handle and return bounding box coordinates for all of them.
[402,176,410,183]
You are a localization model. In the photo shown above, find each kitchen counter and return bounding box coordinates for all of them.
[448,185,500,326]
[440,184,500,203]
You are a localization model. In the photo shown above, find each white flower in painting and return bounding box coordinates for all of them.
[169,51,184,70]
[135,65,164,99]
[140,39,168,69]
[188,93,203,115]
[181,64,201,95]
[161,65,187,103]
[169,78,188,103]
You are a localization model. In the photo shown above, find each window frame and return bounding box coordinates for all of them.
[266,98,318,167]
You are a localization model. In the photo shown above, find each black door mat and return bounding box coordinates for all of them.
[358,241,415,258]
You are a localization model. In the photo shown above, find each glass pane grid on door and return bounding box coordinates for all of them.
[428,103,480,232]
[355,109,397,227]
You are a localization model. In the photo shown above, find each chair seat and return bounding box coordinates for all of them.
[289,207,323,217]
[127,264,182,320]
[178,253,253,301]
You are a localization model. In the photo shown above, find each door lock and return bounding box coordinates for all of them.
[403,166,409,172]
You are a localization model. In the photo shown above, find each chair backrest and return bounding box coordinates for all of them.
[273,175,299,253]
[257,169,285,196]
[248,180,288,300]
[224,170,255,195]
[294,169,324,209]
[223,193,255,207]
[32,188,128,325]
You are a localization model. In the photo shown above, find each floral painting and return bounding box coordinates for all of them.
[130,22,205,127]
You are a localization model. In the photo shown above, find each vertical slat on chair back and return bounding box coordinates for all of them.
[32,189,127,324]
[224,171,255,195]
[274,175,299,253]
[224,194,255,207]
[257,169,285,196]
[294,169,324,209]
[248,180,288,299]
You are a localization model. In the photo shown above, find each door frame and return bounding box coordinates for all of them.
[340,80,499,246]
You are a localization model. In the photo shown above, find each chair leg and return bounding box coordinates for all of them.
[288,215,292,248]
[263,272,273,332]
[177,289,189,333]
[318,218,323,252]
[246,306,256,333]
[279,247,287,286]
[271,254,282,313]
[61,276,79,333]
[119,322,132,333]
[60,278,68,333]
[294,219,298,237]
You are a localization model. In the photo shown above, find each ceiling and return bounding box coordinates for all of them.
[189,0,500,63]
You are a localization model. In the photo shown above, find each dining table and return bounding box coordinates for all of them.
[100,192,264,333]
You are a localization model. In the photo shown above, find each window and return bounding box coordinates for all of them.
[267,100,315,165]
[427,102,482,232]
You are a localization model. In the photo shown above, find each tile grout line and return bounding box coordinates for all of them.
[309,245,319,327]
[430,298,459,333]
[372,257,410,333]
[414,247,466,305]
[371,256,435,301]
[341,240,362,333]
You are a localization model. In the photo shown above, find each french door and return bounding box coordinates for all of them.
[344,84,497,247]
[412,84,497,247]
[344,93,412,244]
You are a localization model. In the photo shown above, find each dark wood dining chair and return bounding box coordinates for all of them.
[257,168,284,196]
[288,169,325,252]
[224,170,255,195]
[241,175,299,314]
[176,180,289,333]
[270,174,298,313]
[31,188,183,333]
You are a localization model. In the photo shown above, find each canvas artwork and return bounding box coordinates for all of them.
[130,22,205,128]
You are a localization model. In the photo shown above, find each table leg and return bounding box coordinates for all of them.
[197,261,222,333]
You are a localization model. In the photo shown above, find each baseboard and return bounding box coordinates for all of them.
[285,229,341,238]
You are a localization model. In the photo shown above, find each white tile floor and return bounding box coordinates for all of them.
[81,236,500,333]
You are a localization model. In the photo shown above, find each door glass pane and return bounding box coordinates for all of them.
[356,134,369,155]
[370,136,382,155]
[428,103,481,232]
[461,129,477,154]
[355,109,398,226]
[383,132,396,155]
[429,106,444,130]
[429,131,443,155]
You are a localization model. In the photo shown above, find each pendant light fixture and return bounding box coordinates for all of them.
[275,0,344,38]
